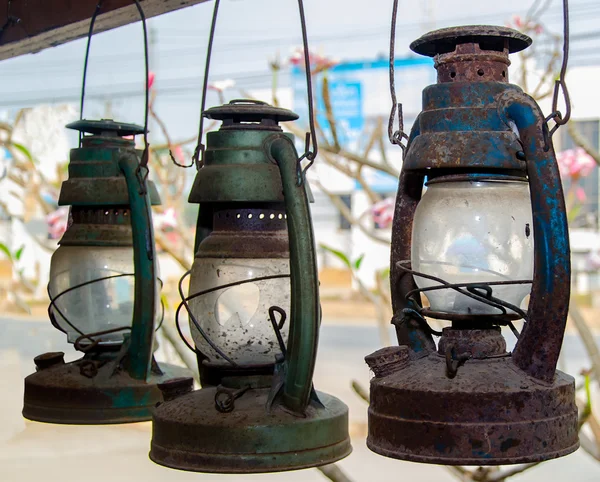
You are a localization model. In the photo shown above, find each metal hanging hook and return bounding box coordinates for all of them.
[388,0,409,156]
[545,0,571,138]
[79,0,151,176]
[187,0,318,178]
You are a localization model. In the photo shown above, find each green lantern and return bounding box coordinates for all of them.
[22,120,190,424]
[149,100,351,473]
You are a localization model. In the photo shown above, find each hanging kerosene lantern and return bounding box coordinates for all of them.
[149,1,350,472]
[149,100,351,473]
[365,25,578,465]
[22,1,189,424]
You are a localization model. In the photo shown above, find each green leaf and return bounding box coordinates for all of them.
[354,253,365,270]
[14,244,24,261]
[161,293,170,312]
[11,142,37,165]
[319,243,352,270]
[378,267,391,280]
[0,242,12,261]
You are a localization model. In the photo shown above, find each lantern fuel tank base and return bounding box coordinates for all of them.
[366,350,579,465]
[23,352,191,424]
[150,387,351,473]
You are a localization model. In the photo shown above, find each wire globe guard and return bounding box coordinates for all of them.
[366,26,578,465]
[149,114,350,473]
[23,125,192,424]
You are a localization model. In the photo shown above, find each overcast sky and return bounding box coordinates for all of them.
[0,0,598,143]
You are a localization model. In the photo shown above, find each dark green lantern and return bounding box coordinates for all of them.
[149,100,351,473]
[22,119,190,424]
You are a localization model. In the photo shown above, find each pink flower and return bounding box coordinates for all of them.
[512,15,523,28]
[154,208,178,231]
[46,207,69,240]
[207,79,235,93]
[148,71,156,91]
[557,148,596,181]
[372,197,395,229]
[172,145,185,164]
[289,47,338,71]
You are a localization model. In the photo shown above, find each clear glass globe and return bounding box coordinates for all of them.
[49,245,160,346]
[188,257,290,365]
[411,179,534,316]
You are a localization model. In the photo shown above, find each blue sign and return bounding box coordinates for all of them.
[292,56,434,193]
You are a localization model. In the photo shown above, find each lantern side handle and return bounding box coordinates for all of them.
[390,117,436,355]
[267,134,319,414]
[119,151,157,381]
[500,90,571,383]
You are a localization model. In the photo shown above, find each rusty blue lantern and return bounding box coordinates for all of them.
[366,26,579,465]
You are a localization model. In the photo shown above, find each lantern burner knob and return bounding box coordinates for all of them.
[66,119,146,138]
[33,352,65,371]
[410,25,532,84]
[203,99,299,131]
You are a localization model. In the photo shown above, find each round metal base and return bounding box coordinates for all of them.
[150,387,351,473]
[23,356,191,424]
[367,351,579,465]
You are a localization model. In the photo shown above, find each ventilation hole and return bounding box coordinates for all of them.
[248,213,253,219]
[502,70,506,77]
[278,214,283,219]
[269,214,275,219]
[259,213,265,219]
[450,71,456,78]
[477,69,484,76]
[236,214,241,219]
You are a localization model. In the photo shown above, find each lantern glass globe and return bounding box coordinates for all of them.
[411,179,534,316]
[188,257,290,365]
[49,245,160,346]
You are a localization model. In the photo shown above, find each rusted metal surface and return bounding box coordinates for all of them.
[195,204,289,259]
[60,207,133,247]
[367,353,578,465]
[498,90,571,382]
[410,25,531,57]
[437,328,506,359]
[374,25,576,465]
[365,346,410,378]
[204,100,299,129]
[0,0,209,61]
[150,387,351,473]
[59,120,160,208]
[23,352,190,424]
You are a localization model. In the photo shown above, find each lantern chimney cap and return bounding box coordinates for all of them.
[410,25,532,57]
[203,99,299,131]
[66,119,146,137]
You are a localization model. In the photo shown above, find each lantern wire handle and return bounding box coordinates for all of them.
[388,0,409,156]
[79,0,151,171]
[189,0,221,170]
[188,0,318,177]
[545,0,571,138]
[175,270,291,366]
